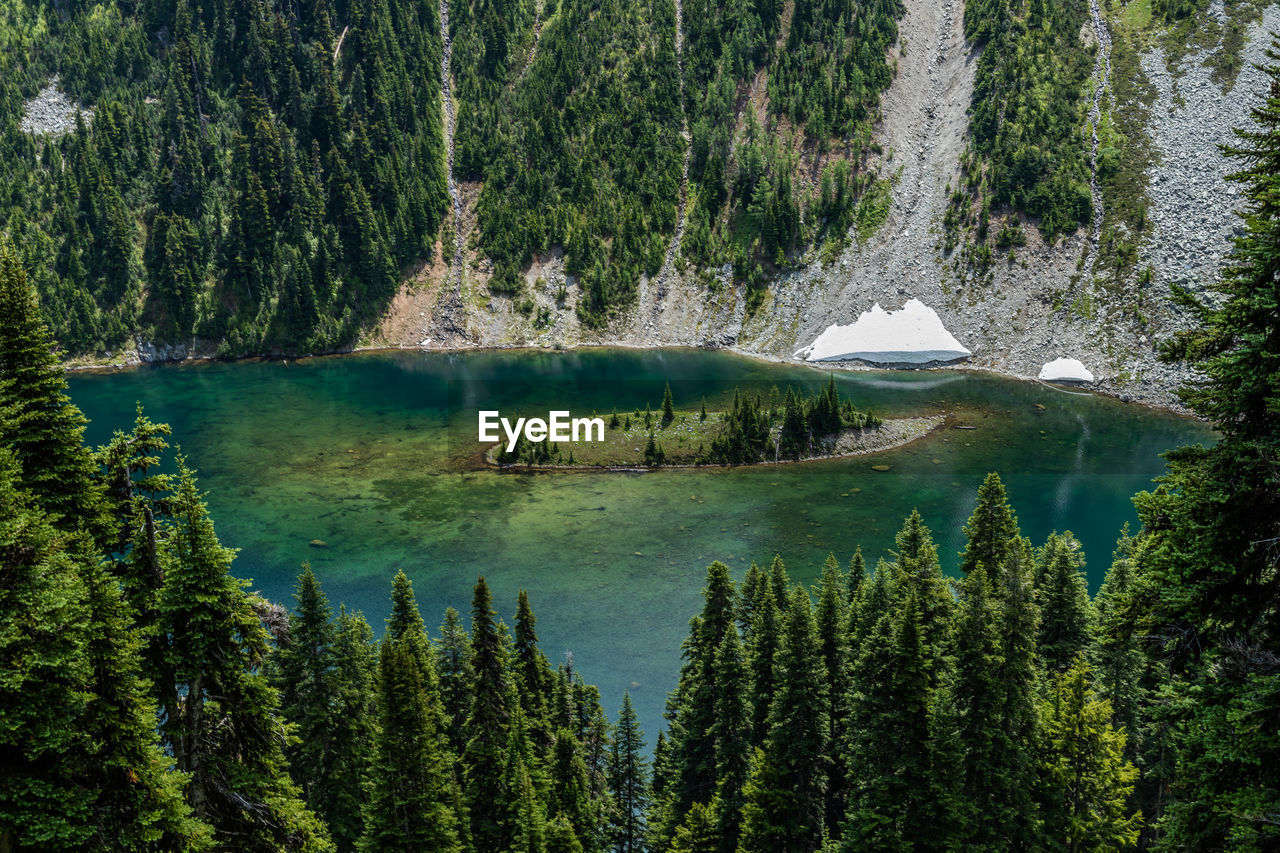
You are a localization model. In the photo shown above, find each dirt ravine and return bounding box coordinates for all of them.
[1083,0,1113,275]
[430,0,468,346]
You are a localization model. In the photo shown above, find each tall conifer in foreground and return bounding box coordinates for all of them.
[0,240,110,541]
[737,587,828,853]
[1126,43,1280,846]
[464,576,515,851]
[360,639,462,853]
[607,693,649,853]
[1037,658,1141,851]
[0,449,208,851]
[158,460,331,851]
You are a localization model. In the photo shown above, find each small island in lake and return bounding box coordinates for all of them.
[485,377,944,470]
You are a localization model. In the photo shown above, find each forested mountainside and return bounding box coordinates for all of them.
[4,0,1269,388]
[1,94,1279,850]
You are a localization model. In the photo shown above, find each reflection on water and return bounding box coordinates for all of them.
[69,348,1213,739]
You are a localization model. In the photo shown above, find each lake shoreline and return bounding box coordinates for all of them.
[61,341,1199,420]
[482,415,946,472]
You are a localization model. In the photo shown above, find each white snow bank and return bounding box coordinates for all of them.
[1038,358,1094,383]
[795,299,971,366]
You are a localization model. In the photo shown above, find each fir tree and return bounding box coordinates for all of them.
[1037,658,1141,851]
[0,449,208,851]
[737,588,828,853]
[959,472,1021,579]
[463,576,514,851]
[812,554,851,830]
[709,628,752,853]
[360,639,462,853]
[1033,532,1095,675]
[437,607,475,757]
[275,565,341,824]
[607,693,649,853]
[841,587,940,850]
[328,607,379,850]
[158,459,331,850]
[0,240,110,541]
[515,590,555,753]
[661,383,675,427]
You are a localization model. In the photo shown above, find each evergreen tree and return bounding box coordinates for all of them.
[661,383,675,427]
[275,566,341,825]
[812,555,851,831]
[1037,658,1141,851]
[327,607,379,850]
[959,472,1021,579]
[0,240,110,541]
[549,729,597,850]
[1091,530,1144,749]
[514,589,555,754]
[841,587,943,850]
[1033,533,1095,675]
[157,459,331,850]
[437,606,475,756]
[737,588,828,853]
[891,510,954,685]
[1122,47,1280,845]
[606,693,649,853]
[709,628,752,853]
[744,581,781,745]
[463,576,514,851]
[360,639,462,853]
[0,449,208,851]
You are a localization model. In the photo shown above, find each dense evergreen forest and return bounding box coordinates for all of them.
[0,0,914,351]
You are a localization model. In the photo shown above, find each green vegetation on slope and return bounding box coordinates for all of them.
[945,0,1094,273]
[0,0,449,357]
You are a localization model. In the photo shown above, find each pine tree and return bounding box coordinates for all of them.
[515,590,555,753]
[328,607,379,850]
[959,472,1021,579]
[841,587,943,851]
[275,565,341,823]
[463,576,514,851]
[0,449,209,851]
[437,606,475,757]
[1037,658,1141,851]
[812,554,851,831]
[744,581,781,746]
[1033,533,1095,675]
[1092,530,1144,749]
[548,729,597,849]
[709,628,752,853]
[737,588,828,853]
[360,639,462,853]
[661,382,675,426]
[657,561,737,843]
[0,240,110,541]
[157,458,331,850]
[891,510,953,685]
[1113,50,1280,845]
[607,693,649,853]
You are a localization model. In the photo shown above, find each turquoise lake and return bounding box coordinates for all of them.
[67,348,1214,740]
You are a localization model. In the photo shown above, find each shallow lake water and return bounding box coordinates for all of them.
[69,348,1214,739]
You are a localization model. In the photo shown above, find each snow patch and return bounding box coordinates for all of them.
[1039,358,1094,383]
[795,299,971,366]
